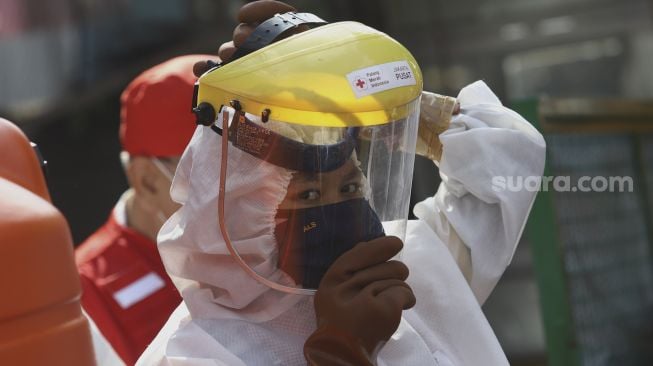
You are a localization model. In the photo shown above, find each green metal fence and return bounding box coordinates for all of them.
[515,99,653,366]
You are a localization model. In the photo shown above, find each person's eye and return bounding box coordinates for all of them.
[341,183,361,195]
[299,189,320,201]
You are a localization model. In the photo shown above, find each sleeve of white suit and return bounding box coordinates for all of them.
[413,80,546,305]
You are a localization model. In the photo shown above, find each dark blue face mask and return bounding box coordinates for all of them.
[274,198,385,289]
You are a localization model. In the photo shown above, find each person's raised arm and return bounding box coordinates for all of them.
[414,81,546,304]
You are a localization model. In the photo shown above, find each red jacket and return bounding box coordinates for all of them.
[75,208,181,365]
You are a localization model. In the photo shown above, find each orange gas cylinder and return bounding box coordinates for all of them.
[0,118,95,365]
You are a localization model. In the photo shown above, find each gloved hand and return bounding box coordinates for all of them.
[304,236,416,365]
[416,91,460,162]
[193,0,304,77]
[219,0,302,62]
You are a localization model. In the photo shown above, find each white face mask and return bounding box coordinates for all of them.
[151,157,175,183]
[151,157,179,225]
[156,211,168,226]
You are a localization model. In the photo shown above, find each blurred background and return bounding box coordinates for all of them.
[1,0,652,365]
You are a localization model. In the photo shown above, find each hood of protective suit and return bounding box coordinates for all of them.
[157,118,306,322]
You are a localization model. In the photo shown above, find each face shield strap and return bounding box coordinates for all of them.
[228,12,328,64]
[213,110,358,173]
[216,109,316,296]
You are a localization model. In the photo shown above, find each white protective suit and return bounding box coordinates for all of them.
[137,81,546,366]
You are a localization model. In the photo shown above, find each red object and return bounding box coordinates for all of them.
[119,54,214,157]
[75,213,182,365]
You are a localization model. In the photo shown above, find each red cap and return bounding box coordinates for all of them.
[119,54,215,157]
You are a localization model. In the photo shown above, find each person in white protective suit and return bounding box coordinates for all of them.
[137,1,546,365]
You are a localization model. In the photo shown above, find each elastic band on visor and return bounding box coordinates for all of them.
[228,12,328,63]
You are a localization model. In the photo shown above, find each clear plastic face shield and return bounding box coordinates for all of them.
[213,99,420,294]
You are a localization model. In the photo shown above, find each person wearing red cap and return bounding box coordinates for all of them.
[75,54,213,365]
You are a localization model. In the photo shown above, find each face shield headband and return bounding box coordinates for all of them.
[211,106,359,173]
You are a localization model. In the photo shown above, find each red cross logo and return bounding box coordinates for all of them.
[355,79,366,89]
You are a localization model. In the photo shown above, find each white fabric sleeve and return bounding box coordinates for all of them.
[413,80,546,305]
[136,303,247,366]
